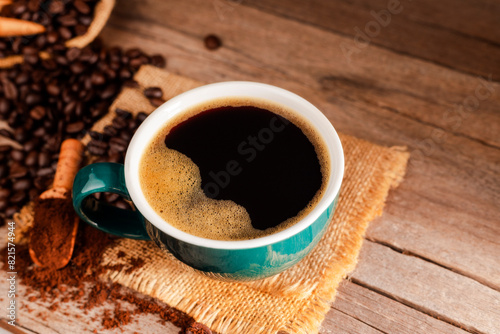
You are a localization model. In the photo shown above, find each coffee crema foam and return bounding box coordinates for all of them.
[139,97,330,241]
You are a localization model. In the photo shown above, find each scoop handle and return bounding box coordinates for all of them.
[53,139,85,190]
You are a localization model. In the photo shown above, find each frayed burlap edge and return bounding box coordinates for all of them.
[0,0,115,68]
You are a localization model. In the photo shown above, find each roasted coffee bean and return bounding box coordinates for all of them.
[26,93,42,106]
[90,72,106,85]
[107,153,122,163]
[0,129,12,139]
[136,112,149,123]
[87,143,107,156]
[25,151,39,167]
[2,78,18,100]
[204,34,222,50]
[0,188,9,199]
[36,167,54,178]
[0,200,7,212]
[150,54,166,68]
[101,84,117,99]
[128,119,139,131]
[74,0,91,14]
[115,108,132,119]
[12,179,32,192]
[149,97,166,107]
[103,125,118,137]
[58,13,78,27]
[88,131,105,141]
[33,126,46,138]
[13,128,28,143]
[10,149,25,162]
[66,121,85,134]
[114,200,131,210]
[66,47,81,62]
[109,137,128,152]
[9,164,28,178]
[38,152,51,167]
[49,0,65,14]
[106,193,120,203]
[119,131,132,142]
[15,72,29,85]
[46,31,59,44]
[24,53,39,65]
[70,61,85,74]
[112,117,127,130]
[10,190,27,204]
[143,87,163,99]
[0,98,10,114]
[79,15,92,26]
[88,139,108,150]
[29,105,47,120]
[23,138,40,152]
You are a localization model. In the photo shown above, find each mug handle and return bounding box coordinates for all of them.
[72,162,150,240]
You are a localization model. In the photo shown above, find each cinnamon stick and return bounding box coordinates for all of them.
[0,17,45,37]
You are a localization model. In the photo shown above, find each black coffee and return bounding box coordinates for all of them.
[164,105,322,230]
[139,98,329,241]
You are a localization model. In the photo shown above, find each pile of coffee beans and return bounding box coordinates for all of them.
[0,40,165,222]
[0,0,99,58]
[85,108,149,209]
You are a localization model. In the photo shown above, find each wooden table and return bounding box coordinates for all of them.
[2,0,500,333]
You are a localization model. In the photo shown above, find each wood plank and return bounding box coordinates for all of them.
[108,0,500,148]
[350,241,500,334]
[332,281,471,334]
[247,0,500,79]
[319,308,384,334]
[100,1,500,291]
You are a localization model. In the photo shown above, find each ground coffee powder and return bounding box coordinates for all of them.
[2,222,211,333]
[30,197,75,270]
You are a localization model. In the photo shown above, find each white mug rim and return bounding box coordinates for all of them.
[125,81,344,250]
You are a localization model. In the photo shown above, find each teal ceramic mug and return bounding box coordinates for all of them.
[72,82,344,281]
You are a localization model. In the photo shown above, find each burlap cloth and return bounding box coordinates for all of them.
[83,66,409,333]
[0,0,115,68]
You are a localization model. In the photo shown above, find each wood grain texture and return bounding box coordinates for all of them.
[332,281,471,334]
[248,0,500,79]
[351,241,500,334]
[319,308,383,334]
[100,0,500,291]
[109,0,500,148]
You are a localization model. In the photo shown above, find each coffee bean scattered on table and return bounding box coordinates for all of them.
[203,34,222,50]
[0,40,166,223]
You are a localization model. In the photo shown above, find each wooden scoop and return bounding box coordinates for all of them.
[29,139,84,269]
